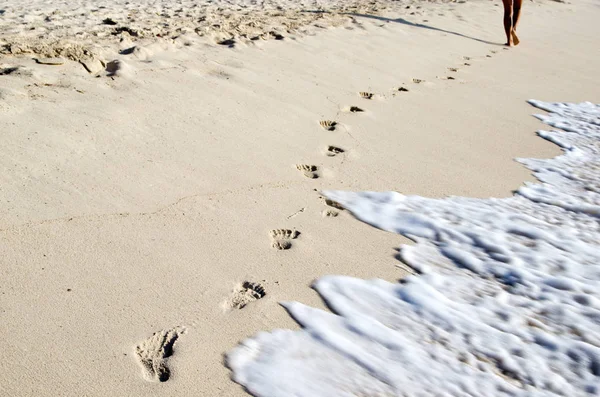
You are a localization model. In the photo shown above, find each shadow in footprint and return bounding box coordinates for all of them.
[325,199,344,210]
[102,18,118,25]
[270,229,300,250]
[349,106,364,112]
[135,327,185,382]
[105,60,121,76]
[119,46,136,55]
[228,282,266,309]
[320,120,337,131]
[0,67,19,75]
[322,209,339,217]
[218,39,236,48]
[326,146,345,157]
[296,164,319,179]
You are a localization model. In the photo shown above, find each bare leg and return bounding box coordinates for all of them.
[511,0,522,45]
[502,0,513,46]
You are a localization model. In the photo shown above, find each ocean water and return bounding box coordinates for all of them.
[227,101,600,397]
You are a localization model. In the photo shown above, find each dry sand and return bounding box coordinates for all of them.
[1,0,599,395]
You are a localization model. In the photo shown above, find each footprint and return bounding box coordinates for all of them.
[266,31,285,40]
[464,62,471,66]
[227,281,266,309]
[112,26,139,37]
[437,76,455,80]
[486,55,492,58]
[270,229,300,250]
[272,240,292,250]
[322,209,339,217]
[135,327,186,382]
[348,106,364,112]
[490,50,498,54]
[359,92,374,100]
[296,164,319,179]
[325,199,344,210]
[326,146,345,157]
[102,18,118,25]
[397,87,409,92]
[270,229,299,239]
[218,38,236,47]
[463,56,471,60]
[412,78,424,84]
[105,60,122,76]
[0,66,19,75]
[319,120,337,131]
[447,67,458,72]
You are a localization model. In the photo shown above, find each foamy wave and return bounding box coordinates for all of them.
[227,101,600,397]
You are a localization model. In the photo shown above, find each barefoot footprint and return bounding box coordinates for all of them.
[296,164,319,179]
[348,106,364,112]
[319,120,337,131]
[227,281,266,309]
[324,199,344,210]
[322,209,339,217]
[135,327,186,383]
[326,146,345,157]
[269,229,299,250]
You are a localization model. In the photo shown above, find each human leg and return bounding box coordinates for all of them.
[511,0,522,45]
[502,0,514,46]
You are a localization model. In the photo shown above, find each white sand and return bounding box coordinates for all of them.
[1,0,599,395]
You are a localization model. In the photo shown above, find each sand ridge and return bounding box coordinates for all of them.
[1,0,407,70]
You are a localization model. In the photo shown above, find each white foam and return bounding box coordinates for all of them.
[227,101,600,396]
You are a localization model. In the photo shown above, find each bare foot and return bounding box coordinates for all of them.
[505,41,512,47]
[511,31,520,46]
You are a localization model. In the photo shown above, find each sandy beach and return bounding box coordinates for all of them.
[2,0,600,395]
